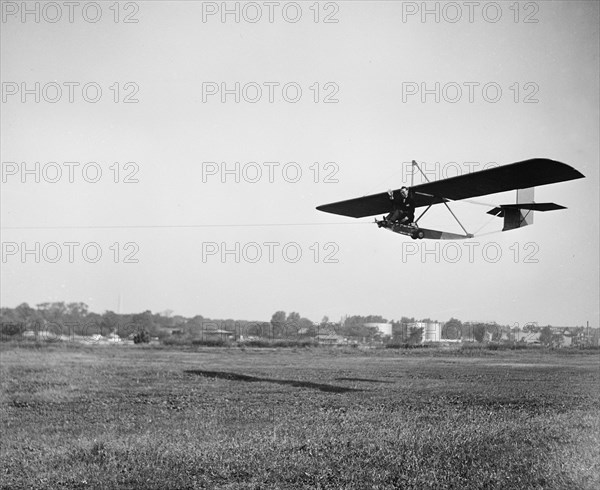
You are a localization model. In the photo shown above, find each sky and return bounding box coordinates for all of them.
[1,0,598,327]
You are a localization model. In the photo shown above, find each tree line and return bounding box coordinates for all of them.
[1,302,591,346]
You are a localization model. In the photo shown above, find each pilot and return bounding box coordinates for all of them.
[382,186,415,226]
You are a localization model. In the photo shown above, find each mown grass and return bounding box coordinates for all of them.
[1,344,598,489]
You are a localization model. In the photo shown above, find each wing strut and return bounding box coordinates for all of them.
[414,205,432,224]
[411,160,472,237]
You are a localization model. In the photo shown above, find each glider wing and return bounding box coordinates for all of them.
[316,158,584,218]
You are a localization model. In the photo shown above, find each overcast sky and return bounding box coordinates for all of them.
[1,1,598,327]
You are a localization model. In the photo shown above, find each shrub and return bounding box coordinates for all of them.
[386,342,431,349]
[161,336,191,346]
[0,322,26,340]
[191,338,230,347]
[239,339,316,348]
[133,330,150,344]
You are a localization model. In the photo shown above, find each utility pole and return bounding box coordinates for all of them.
[587,320,590,346]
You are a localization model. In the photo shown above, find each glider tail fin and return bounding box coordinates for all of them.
[512,187,535,230]
[498,187,534,231]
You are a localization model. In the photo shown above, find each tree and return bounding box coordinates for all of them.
[185,315,205,336]
[473,323,486,343]
[298,317,316,337]
[286,312,300,323]
[270,311,286,338]
[0,322,26,339]
[364,315,387,324]
[132,310,158,337]
[36,302,67,322]
[392,321,407,342]
[407,326,423,345]
[339,316,379,340]
[444,318,462,340]
[15,303,38,324]
[285,312,301,337]
[539,326,554,346]
[487,323,503,342]
[66,302,89,320]
[100,311,120,336]
[133,330,150,344]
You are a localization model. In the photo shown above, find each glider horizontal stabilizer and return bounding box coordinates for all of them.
[487,202,567,231]
[487,202,567,216]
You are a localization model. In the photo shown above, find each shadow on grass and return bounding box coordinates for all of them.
[336,377,395,384]
[185,370,362,393]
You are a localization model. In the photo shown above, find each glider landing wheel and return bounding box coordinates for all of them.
[412,229,425,240]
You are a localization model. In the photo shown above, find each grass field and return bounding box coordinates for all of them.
[1,344,598,489]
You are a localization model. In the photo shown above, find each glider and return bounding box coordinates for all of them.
[316,158,584,240]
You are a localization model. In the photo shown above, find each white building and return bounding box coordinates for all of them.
[424,323,441,342]
[364,323,392,337]
[408,322,441,342]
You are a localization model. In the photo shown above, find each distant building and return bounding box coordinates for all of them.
[512,330,541,343]
[204,329,234,341]
[364,323,392,337]
[423,323,441,342]
[408,322,441,342]
[317,333,344,344]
